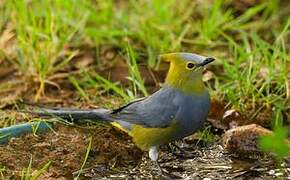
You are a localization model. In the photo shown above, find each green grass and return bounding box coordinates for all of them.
[1,0,288,111]
[259,126,289,164]
[0,165,5,179]
[216,23,289,124]
[69,70,134,103]
[69,45,149,103]
[75,136,92,180]
[4,0,89,100]
[20,156,51,180]
[85,0,195,67]
[196,126,217,145]
[124,45,149,97]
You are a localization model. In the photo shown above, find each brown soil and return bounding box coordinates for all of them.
[0,124,143,179]
[1,123,289,179]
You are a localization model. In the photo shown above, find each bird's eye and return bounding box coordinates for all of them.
[186,62,195,70]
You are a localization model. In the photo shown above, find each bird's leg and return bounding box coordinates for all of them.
[149,146,182,179]
[149,146,167,176]
[149,146,160,171]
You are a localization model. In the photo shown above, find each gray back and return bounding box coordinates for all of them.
[109,85,210,136]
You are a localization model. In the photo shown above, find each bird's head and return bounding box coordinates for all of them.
[159,52,215,95]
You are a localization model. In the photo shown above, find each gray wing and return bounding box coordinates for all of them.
[109,87,179,128]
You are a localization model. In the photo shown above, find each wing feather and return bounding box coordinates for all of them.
[109,87,179,128]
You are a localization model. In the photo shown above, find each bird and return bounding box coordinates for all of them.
[30,52,214,174]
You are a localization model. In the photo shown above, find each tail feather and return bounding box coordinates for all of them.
[27,107,112,123]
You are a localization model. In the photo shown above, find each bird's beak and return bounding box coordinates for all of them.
[197,57,215,67]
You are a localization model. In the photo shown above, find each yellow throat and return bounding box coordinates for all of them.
[165,59,205,95]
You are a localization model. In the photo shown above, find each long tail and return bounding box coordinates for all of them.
[25,107,112,123]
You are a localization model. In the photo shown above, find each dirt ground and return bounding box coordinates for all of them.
[0,81,289,179]
[1,122,289,179]
[0,124,143,179]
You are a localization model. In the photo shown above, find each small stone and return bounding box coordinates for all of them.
[268,169,275,175]
[275,172,283,177]
[222,124,272,155]
[203,178,211,180]
[33,142,50,148]
[223,109,237,119]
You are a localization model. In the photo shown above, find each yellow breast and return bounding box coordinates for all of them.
[130,121,180,150]
[111,120,180,151]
